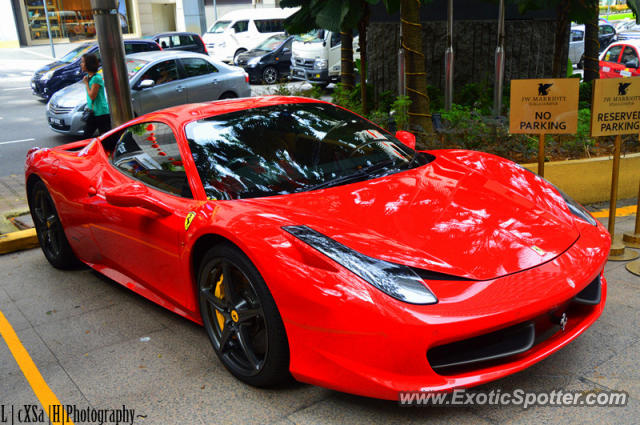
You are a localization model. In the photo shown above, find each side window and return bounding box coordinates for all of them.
[181,58,217,78]
[283,38,292,51]
[330,32,340,48]
[254,19,285,33]
[170,35,181,46]
[140,60,180,85]
[179,35,195,46]
[599,25,614,36]
[157,37,170,49]
[621,46,639,66]
[232,20,249,33]
[112,122,192,198]
[570,30,584,42]
[604,45,623,63]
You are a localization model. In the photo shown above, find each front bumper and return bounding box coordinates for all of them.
[289,65,329,84]
[31,78,49,99]
[46,107,85,137]
[260,219,610,400]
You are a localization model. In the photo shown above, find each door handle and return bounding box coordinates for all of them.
[176,86,184,92]
[211,79,218,85]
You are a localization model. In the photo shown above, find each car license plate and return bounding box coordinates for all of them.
[603,66,610,72]
[50,117,63,126]
[620,70,632,77]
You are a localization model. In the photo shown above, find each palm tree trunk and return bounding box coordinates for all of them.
[583,0,600,82]
[401,0,432,133]
[358,2,370,116]
[340,29,355,90]
[552,0,570,77]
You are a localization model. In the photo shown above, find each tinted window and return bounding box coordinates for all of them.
[254,19,285,33]
[208,20,231,33]
[181,58,217,77]
[125,42,159,54]
[604,45,623,63]
[112,122,192,198]
[185,103,433,200]
[157,36,171,49]
[621,46,638,65]
[571,30,583,42]
[140,60,180,85]
[330,32,340,48]
[232,20,249,33]
[599,25,614,35]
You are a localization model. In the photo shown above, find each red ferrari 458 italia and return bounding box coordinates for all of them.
[25,96,610,400]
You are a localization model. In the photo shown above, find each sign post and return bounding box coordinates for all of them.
[591,76,640,261]
[509,78,579,177]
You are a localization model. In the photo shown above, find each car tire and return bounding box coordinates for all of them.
[29,180,79,269]
[198,243,290,387]
[219,92,237,100]
[262,66,278,85]
[233,49,247,64]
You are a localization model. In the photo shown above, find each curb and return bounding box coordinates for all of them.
[0,228,39,255]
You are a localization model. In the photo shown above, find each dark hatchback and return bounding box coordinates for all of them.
[151,32,208,55]
[31,40,161,100]
[234,34,293,84]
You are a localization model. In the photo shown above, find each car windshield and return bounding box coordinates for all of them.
[208,20,231,33]
[255,34,287,51]
[185,103,434,200]
[294,29,324,43]
[125,58,149,78]
[59,44,93,63]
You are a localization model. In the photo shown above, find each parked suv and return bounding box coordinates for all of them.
[152,32,208,55]
[31,39,161,100]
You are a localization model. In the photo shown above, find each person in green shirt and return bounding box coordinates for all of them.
[81,53,111,136]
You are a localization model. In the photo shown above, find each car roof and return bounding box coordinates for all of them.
[147,96,327,123]
[218,7,298,20]
[126,50,212,61]
[152,31,201,39]
[604,39,640,49]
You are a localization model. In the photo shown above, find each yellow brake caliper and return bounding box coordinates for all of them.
[214,273,225,331]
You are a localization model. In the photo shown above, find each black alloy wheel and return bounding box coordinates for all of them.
[198,244,290,387]
[29,180,78,269]
[262,66,278,85]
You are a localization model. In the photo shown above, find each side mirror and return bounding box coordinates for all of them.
[395,130,416,150]
[625,59,639,68]
[137,79,155,90]
[104,183,172,216]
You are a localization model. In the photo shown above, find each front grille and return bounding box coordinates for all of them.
[293,57,315,69]
[427,274,603,375]
[48,103,74,114]
[50,122,70,131]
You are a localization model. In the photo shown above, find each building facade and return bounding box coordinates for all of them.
[3,0,279,47]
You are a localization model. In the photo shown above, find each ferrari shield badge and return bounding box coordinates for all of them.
[184,212,196,231]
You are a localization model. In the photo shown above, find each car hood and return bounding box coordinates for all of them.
[244,151,580,281]
[49,80,86,108]
[35,61,69,77]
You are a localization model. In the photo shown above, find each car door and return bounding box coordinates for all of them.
[569,29,584,64]
[89,120,200,307]
[277,38,293,75]
[179,57,222,102]
[600,44,624,78]
[599,24,616,51]
[230,20,250,51]
[134,59,188,113]
[619,45,640,77]
[328,32,341,78]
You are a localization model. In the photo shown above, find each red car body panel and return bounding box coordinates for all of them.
[25,96,610,400]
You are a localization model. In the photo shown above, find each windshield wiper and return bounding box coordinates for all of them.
[306,160,399,191]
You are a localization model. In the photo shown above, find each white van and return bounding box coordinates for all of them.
[203,8,298,63]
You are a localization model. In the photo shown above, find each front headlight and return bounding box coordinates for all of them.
[74,102,87,112]
[557,189,598,226]
[314,58,328,70]
[41,70,55,81]
[247,56,261,66]
[283,225,438,305]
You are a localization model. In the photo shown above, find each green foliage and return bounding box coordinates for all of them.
[627,0,640,23]
[579,80,593,109]
[391,95,411,130]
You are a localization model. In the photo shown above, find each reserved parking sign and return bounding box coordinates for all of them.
[591,76,640,136]
[509,78,579,134]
